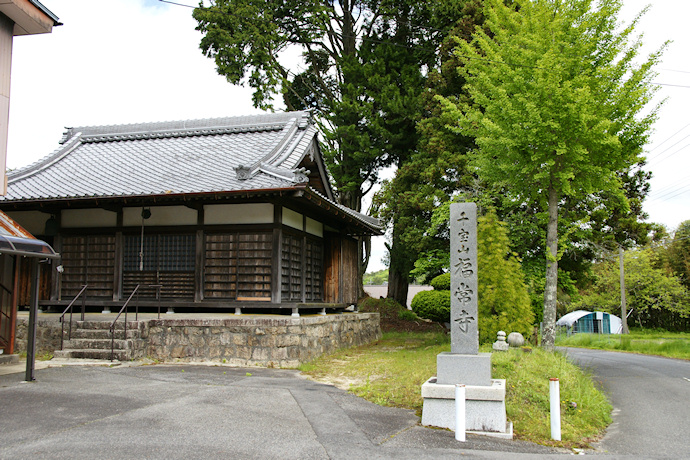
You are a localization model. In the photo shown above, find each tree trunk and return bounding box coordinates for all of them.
[387,262,409,307]
[357,236,371,299]
[386,223,410,306]
[619,245,630,334]
[542,185,559,351]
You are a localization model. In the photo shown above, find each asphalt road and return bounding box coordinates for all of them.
[0,363,560,460]
[2,350,688,459]
[561,347,690,458]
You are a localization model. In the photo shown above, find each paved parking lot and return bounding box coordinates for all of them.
[0,362,561,459]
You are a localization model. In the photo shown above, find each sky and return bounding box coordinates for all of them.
[6,0,690,273]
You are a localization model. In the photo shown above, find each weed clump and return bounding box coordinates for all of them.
[359,296,444,333]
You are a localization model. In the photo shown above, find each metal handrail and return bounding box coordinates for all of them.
[59,285,88,350]
[150,284,163,319]
[110,285,140,361]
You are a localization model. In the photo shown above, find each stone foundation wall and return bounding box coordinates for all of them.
[14,318,64,356]
[141,313,380,367]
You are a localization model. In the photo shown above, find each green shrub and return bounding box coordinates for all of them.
[430,273,451,290]
[411,290,451,323]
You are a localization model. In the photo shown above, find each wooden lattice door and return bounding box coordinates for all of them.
[123,233,195,300]
[61,234,115,299]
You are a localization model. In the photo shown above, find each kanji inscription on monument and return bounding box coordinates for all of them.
[450,202,478,354]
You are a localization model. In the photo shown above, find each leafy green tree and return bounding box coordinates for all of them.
[573,249,690,331]
[439,0,665,349]
[374,1,483,304]
[477,211,534,342]
[667,220,690,289]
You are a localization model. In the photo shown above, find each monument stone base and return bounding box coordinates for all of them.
[436,352,492,386]
[421,377,513,439]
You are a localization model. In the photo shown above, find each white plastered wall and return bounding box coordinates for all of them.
[5,210,49,236]
[282,207,302,230]
[306,217,323,237]
[123,206,197,227]
[204,203,273,225]
[62,208,117,228]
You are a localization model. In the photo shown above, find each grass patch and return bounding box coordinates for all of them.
[555,329,690,360]
[300,331,447,409]
[300,332,611,447]
[492,347,611,447]
[37,351,54,361]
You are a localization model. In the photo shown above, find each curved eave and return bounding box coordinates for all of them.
[0,185,382,236]
[0,187,304,209]
[299,188,383,236]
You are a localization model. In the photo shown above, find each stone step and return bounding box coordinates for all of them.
[63,338,133,350]
[68,329,140,340]
[53,348,132,361]
[73,320,142,330]
[0,354,19,365]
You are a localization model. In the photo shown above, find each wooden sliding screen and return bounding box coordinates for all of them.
[204,232,273,300]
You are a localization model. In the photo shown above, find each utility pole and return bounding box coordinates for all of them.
[619,245,629,334]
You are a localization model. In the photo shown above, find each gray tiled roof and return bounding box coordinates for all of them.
[5,111,323,200]
[4,111,381,233]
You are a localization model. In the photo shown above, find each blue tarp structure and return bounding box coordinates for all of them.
[556,310,622,335]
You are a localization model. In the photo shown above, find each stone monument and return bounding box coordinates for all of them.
[421,202,512,438]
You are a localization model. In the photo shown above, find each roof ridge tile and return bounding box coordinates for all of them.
[60,111,311,144]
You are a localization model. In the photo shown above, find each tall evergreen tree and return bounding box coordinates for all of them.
[194,0,466,212]
[194,1,472,293]
[373,0,484,304]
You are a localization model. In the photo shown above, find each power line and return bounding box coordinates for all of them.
[159,0,196,8]
[651,82,690,89]
[648,177,690,197]
[646,140,690,166]
[651,185,690,202]
[659,68,690,75]
[647,123,690,153]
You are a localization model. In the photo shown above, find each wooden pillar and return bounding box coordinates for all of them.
[8,255,19,355]
[301,215,307,303]
[193,206,205,303]
[50,233,62,301]
[195,230,204,302]
[113,210,123,301]
[339,237,345,303]
[113,232,123,301]
[271,205,282,304]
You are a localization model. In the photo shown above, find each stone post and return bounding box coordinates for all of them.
[421,202,511,437]
[436,203,491,386]
[450,203,479,354]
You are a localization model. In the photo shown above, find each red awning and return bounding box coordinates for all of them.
[0,211,58,259]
